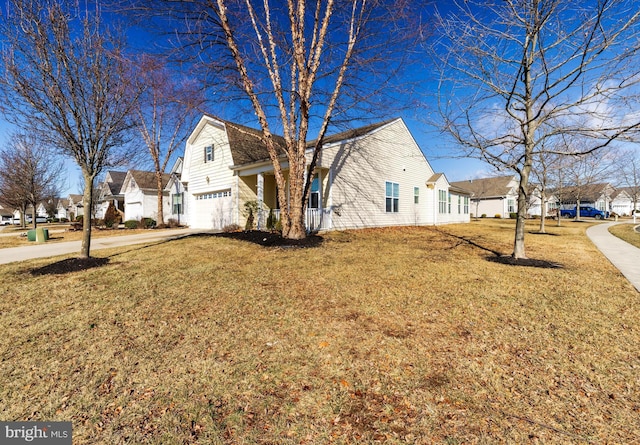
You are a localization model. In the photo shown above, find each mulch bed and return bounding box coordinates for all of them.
[487,255,562,269]
[215,230,323,248]
[30,257,110,275]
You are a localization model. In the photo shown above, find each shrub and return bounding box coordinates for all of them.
[60,218,69,223]
[275,217,283,233]
[244,201,258,230]
[76,215,83,223]
[142,218,156,229]
[509,212,517,219]
[494,214,502,219]
[52,218,60,223]
[223,224,241,233]
[481,213,487,218]
[266,208,275,230]
[124,220,138,229]
[104,202,120,228]
[167,218,180,228]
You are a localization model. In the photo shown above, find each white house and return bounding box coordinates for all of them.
[163,157,187,225]
[55,198,69,220]
[120,170,172,223]
[181,115,470,230]
[95,171,127,219]
[611,187,640,216]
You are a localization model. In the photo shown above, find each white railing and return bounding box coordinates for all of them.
[262,207,330,232]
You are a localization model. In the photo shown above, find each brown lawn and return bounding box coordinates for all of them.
[0,219,638,444]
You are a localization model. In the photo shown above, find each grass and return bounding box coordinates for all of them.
[0,219,638,444]
[609,222,640,248]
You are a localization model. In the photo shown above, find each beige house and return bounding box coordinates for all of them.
[181,115,470,230]
[451,175,519,218]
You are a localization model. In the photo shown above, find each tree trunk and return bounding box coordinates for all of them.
[282,155,307,239]
[80,173,94,258]
[513,169,531,259]
[538,191,546,233]
[156,171,164,226]
[575,199,581,221]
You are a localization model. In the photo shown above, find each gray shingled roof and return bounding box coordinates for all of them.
[450,175,516,198]
[212,116,396,167]
[128,170,172,191]
[107,171,127,196]
[552,183,613,203]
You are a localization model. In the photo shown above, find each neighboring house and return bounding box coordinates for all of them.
[526,184,558,218]
[611,187,640,216]
[165,157,187,225]
[95,171,127,219]
[553,183,615,213]
[68,194,84,219]
[450,175,519,218]
[120,170,171,223]
[0,201,13,224]
[36,202,49,218]
[181,115,470,230]
[56,198,70,220]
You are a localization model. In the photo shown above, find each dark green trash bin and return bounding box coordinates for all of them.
[27,228,49,242]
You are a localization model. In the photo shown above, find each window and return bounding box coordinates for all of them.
[448,192,451,213]
[464,196,469,214]
[457,195,461,214]
[385,181,399,213]
[414,187,420,204]
[204,145,214,162]
[309,176,320,209]
[507,198,516,213]
[172,193,183,214]
[439,190,447,213]
[196,190,231,200]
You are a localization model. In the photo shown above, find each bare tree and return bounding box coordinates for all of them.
[132,0,422,239]
[131,55,203,226]
[618,148,640,219]
[430,0,640,259]
[0,0,138,257]
[0,133,63,228]
[560,148,617,221]
[530,148,565,233]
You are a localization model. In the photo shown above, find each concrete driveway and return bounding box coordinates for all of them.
[0,228,209,265]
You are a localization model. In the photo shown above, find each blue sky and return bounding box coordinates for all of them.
[0,1,498,198]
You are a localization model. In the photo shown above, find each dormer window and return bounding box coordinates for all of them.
[204,145,214,162]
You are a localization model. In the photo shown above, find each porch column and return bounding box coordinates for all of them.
[257,172,264,229]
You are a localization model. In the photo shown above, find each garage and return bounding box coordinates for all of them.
[191,189,234,229]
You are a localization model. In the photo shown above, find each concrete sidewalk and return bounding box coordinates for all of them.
[0,228,208,265]
[586,221,640,293]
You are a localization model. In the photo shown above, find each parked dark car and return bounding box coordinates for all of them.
[560,206,608,219]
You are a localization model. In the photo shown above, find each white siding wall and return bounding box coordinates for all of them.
[314,120,437,230]
[182,119,237,229]
[124,188,144,221]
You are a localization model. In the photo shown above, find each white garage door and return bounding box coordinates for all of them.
[192,190,233,229]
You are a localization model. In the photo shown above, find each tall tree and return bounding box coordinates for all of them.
[134,0,422,239]
[430,0,640,259]
[561,148,617,221]
[132,55,203,226]
[618,148,640,219]
[0,0,138,257]
[0,133,63,228]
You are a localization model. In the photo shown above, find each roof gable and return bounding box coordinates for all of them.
[450,175,518,198]
[123,170,172,193]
